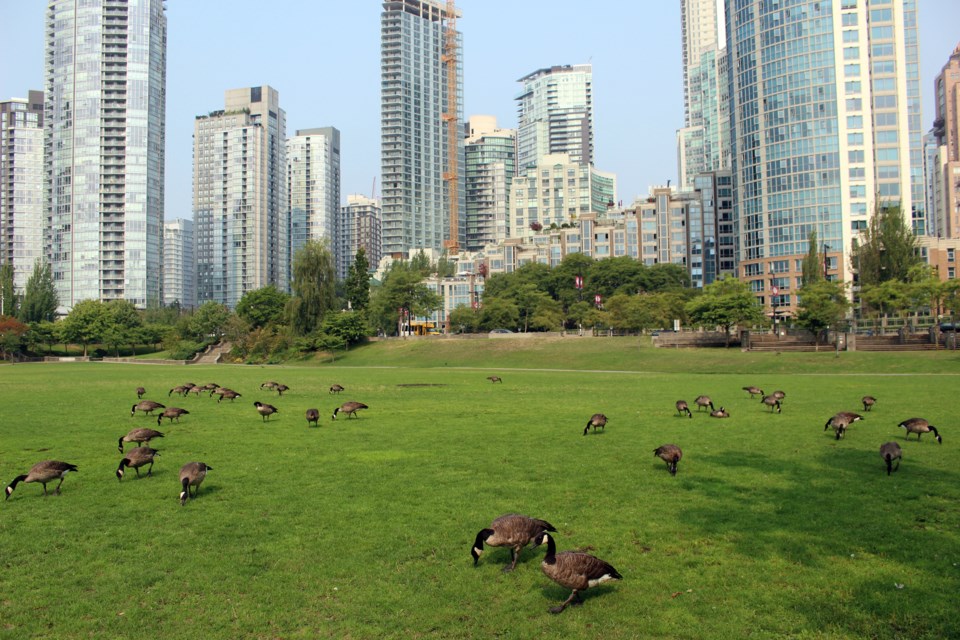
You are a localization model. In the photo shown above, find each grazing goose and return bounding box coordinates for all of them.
[275,384,290,397]
[188,385,206,397]
[534,531,622,614]
[694,395,714,412]
[487,376,502,384]
[169,385,189,398]
[742,386,765,398]
[5,460,78,499]
[834,411,864,423]
[260,381,279,390]
[471,514,556,572]
[675,400,693,418]
[178,462,212,506]
[216,389,242,403]
[305,408,320,427]
[898,418,942,444]
[200,383,220,391]
[329,384,345,394]
[116,447,159,480]
[771,390,786,401]
[136,387,146,399]
[880,442,902,475]
[654,444,683,476]
[118,428,165,453]
[862,395,877,412]
[157,407,190,424]
[254,401,278,422]
[760,395,782,413]
[332,401,368,420]
[710,407,730,418]
[583,413,608,436]
[824,413,853,440]
[131,400,165,417]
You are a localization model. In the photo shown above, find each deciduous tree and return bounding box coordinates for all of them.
[685,276,767,346]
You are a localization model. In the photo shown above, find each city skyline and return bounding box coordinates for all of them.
[1,1,959,226]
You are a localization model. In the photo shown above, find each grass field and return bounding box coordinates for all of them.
[1,337,958,639]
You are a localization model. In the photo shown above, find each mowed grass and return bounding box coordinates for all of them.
[0,343,958,639]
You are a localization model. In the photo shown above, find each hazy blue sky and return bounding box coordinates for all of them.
[2,1,959,221]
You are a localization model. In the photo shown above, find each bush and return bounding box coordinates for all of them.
[168,340,206,360]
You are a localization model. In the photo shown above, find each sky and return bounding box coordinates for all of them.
[2,1,959,222]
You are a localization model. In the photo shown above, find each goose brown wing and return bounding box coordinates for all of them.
[555,551,622,588]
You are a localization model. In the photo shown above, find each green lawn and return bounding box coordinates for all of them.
[1,340,958,639]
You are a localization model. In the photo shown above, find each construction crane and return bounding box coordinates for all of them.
[442,0,459,255]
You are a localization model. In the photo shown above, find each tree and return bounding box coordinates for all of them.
[685,276,767,347]
[801,230,823,287]
[105,300,143,355]
[236,286,290,329]
[0,263,18,318]
[852,202,921,287]
[369,263,441,336]
[0,315,28,360]
[19,260,59,323]
[448,304,480,334]
[641,263,691,291]
[321,311,369,347]
[288,240,337,335]
[189,301,231,341]
[29,320,58,354]
[860,280,910,323]
[795,280,851,350]
[477,297,519,332]
[345,248,371,311]
[529,296,564,332]
[61,299,109,356]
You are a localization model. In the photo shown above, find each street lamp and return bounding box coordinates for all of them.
[769,266,780,340]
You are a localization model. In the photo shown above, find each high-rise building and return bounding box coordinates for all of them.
[516,64,593,172]
[287,127,341,276]
[464,115,515,250]
[932,42,960,238]
[340,195,383,279]
[380,0,464,257]
[45,0,167,311]
[725,0,923,314]
[0,92,44,295]
[162,218,195,309]
[194,86,288,308]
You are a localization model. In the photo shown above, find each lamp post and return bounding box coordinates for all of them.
[822,243,831,280]
[769,266,780,340]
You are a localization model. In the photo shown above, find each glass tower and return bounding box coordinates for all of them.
[516,64,593,172]
[287,127,341,277]
[45,0,167,311]
[464,116,516,250]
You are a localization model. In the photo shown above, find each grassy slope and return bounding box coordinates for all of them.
[0,341,958,639]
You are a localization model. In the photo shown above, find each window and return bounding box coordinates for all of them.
[947,248,955,262]
[848,132,864,145]
[843,30,859,43]
[844,47,860,60]
[847,115,863,128]
[870,8,893,21]
[844,64,861,77]
[846,98,862,111]
[873,78,896,92]
[845,80,861,94]
[871,26,894,40]
[842,13,858,26]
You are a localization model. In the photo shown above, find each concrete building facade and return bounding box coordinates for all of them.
[931,43,960,238]
[516,64,593,172]
[464,115,515,251]
[339,195,383,280]
[162,218,195,309]
[287,127,341,277]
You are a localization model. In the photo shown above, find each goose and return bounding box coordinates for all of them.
[254,401,278,422]
[824,413,853,440]
[116,447,159,480]
[332,401,368,420]
[760,395,782,413]
[188,385,206,397]
[329,384,345,394]
[694,395,714,412]
[654,444,683,475]
[168,385,189,397]
[5,460,78,499]
[862,395,877,412]
[275,384,290,397]
[710,407,730,418]
[118,428,165,453]
[136,387,146,399]
[260,381,279,390]
[178,462,212,506]
[216,389,242,403]
[834,411,864,423]
[471,514,556,572]
[305,408,320,427]
[534,531,622,614]
[675,400,693,418]
[157,407,190,424]
[898,418,942,444]
[200,383,220,391]
[771,390,786,401]
[880,442,902,475]
[131,400,165,417]
[742,386,764,398]
[487,376,502,384]
[583,413,607,436]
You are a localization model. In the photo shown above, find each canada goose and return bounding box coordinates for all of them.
[136,387,146,399]
[862,395,877,412]
[471,514,556,572]
[306,408,320,427]
[771,390,786,401]
[157,407,190,425]
[254,401,278,422]
[178,462,212,506]
[275,384,290,397]
[880,442,902,475]
[654,444,683,475]
[116,447,159,480]
[675,400,693,418]
[260,381,279,390]
[169,385,189,397]
[760,395,782,413]
[332,401,368,420]
[694,395,714,412]
[487,376,502,383]
[188,385,206,397]
[217,389,242,403]
[208,386,231,398]
[118,428,165,453]
[742,386,765,398]
[131,400,165,417]
[200,383,219,391]
[824,413,853,440]
[329,384,345,394]
[5,460,78,499]
[834,411,864,423]
[710,407,729,418]
[898,418,942,444]
[183,383,196,390]
[583,413,608,436]
[534,531,622,614]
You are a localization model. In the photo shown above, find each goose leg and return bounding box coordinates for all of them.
[147,462,154,477]
[549,590,581,614]
[55,477,65,495]
[503,549,519,572]
[135,467,141,477]
[42,483,49,497]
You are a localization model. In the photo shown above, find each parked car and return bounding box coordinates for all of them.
[489,329,514,334]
